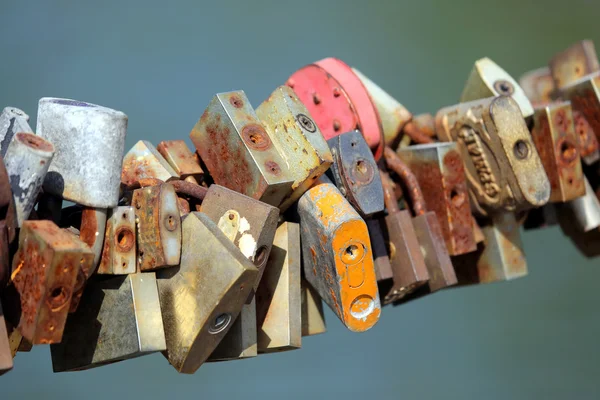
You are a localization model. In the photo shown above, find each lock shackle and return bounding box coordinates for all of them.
[383,146,426,216]
[128,178,208,202]
[402,121,434,145]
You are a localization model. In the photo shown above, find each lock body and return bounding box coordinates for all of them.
[121,140,180,186]
[98,206,137,275]
[301,279,326,336]
[255,86,333,211]
[156,140,204,183]
[549,40,599,90]
[519,67,555,107]
[560,74,600,146]
[0,107,33,158]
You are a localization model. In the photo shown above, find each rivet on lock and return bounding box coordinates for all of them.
[460,57,534,119]
[0,301,12,375]
[396,142,477,256]
[327,130,385,218]
[286,58,384,159]
[301,279,326,337]
[436,96,551,216]
[530,102,585,202]
[3,132,55,226]
[297,175,381,332]
[255,85,333,211]
[519,67,556,107]
[132,183,181,271]
[122,140,180,186]
[190,90,294,207]
[156,140,204,185]
[256,222,301,353]
[6,220,92,344]
[0,107,33,158]
[549,40,599,91]
[98,206,137,275]
[36,98,128,209]
[51,272,166,371]
[156,212,257,373]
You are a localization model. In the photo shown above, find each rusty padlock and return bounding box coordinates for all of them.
[51,272,166,371]
[5,220,93,344]
[190,90,294,207]
[549,40,599,91]
[0,107,33,158]
[256,222,301,353]
[61,227,96,313]
[301,279,326,337]
[530,102,585,202]
[559,73,600,146]
[286,58,384,159]
[327,130,384,217]
[461,57,534,119]
[255,85,333,211]
[156,140,204,185]
[297,175,380,332]
[156,212,258,373]
[572,109,600,165]
[132,183,181,271]
[436,96,550,216]
[519,67,556,107]
[97,206,137,275]
[122,140,180,186]
[0,301,12,375]
[396,142,477,256]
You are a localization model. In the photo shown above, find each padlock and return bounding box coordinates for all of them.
[256,222,301,353]
[301,279,326,336]
[396,142,477,255]
[190,90,294,207]
[156,212,257,373]
[366,218,393,283]
[0,107,33,158]
[60,228,96,313]
[132,183,181,271]
[286,58,384,159]
[351,68,412,147]
[572,109,600,165]
[78,207,107,272]
[559,74,600,146]
[519,67,555,107]
[530,102,585,202]
[121,140,180,186]
[156,140,204,184]
[327,130,385,217]
[3,132,55,226]
[436,96,551,216]
[202,185,279,361]
[97,206,136,275]
[297,175,380,332]
[549,40,599,91]
[460,57,534,119]
[36,97,128,208]
[556,177,600,232]
[5,220,93,344]
[50,272,166,372]
[452,212,527,284]
[0,301,12,375]
[255,85,333,211]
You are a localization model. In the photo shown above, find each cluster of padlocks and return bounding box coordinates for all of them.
[0,39,599,375]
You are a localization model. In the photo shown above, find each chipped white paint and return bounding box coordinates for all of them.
[238,217,250,234]
[238,233,257,260]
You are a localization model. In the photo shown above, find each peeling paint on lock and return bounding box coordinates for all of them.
[297,176,380,332]
[0,107,33,158]
[98,206,137,275]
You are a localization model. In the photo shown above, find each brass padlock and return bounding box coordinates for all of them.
[0,301,12,375]
[452,212,527,284]
[121,140,180,187]
[396,142,477,255]
[256,222,301,353]
[255,85,333,211]
[549,40,599,91]
[519,67,555,107]
[156,140,204,185]
[132,183,181,271]
[436,96,550,216]
[6,220,93,344]
[298,176,380,332]
[51,272,166,371]
[530,102,585,202]
[301,279,326,336]
[97,206,137,275]
[156,212,258,373]
[461,57,534,119]
[327,130,385,217]
[190,90,294,207]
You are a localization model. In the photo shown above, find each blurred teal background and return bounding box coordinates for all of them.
[2,0,600,398]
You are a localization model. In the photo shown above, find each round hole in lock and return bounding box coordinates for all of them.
[575,66,581,75]
[209,313,231,334]
[265,161,281,175]
[340,242,366,265]
[450,188,466,208]
[241,124,271,151]
[493,79,514,95]
[333,119,341,132]
[228,213,235,220]
[352,158,374,183]
[559,140,578,164]
[254,245,269,268]
[351,141,357,147]
[513,140,530,160]
[122,213,128,219]
[568,177,574,186]
[229,95,244,108]
[349,295,375,319]
[115,227,134,252]
[164,214,178,232]
[122,262,127,268]
[296,113,317,133]
[10,108,23,116]
[47,286,69,310]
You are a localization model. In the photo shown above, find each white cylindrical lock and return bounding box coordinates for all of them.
[36,98,128,208]
[4,132,55,225]
[0,107,33,158]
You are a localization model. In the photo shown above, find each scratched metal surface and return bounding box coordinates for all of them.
[3,0,600,398]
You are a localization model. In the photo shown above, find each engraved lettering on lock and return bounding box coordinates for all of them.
[457,127,500,198]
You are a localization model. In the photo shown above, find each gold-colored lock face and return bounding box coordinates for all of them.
[549,40,600,90]
[256,222,301,353]
[98,206,137,275]
[300,279,326,336]
[436,96,550,217]
[51,273,166,372]
[531,102,585,203]
[256,86,333,211]
[461,57,534,119]
[121,140,179,186]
